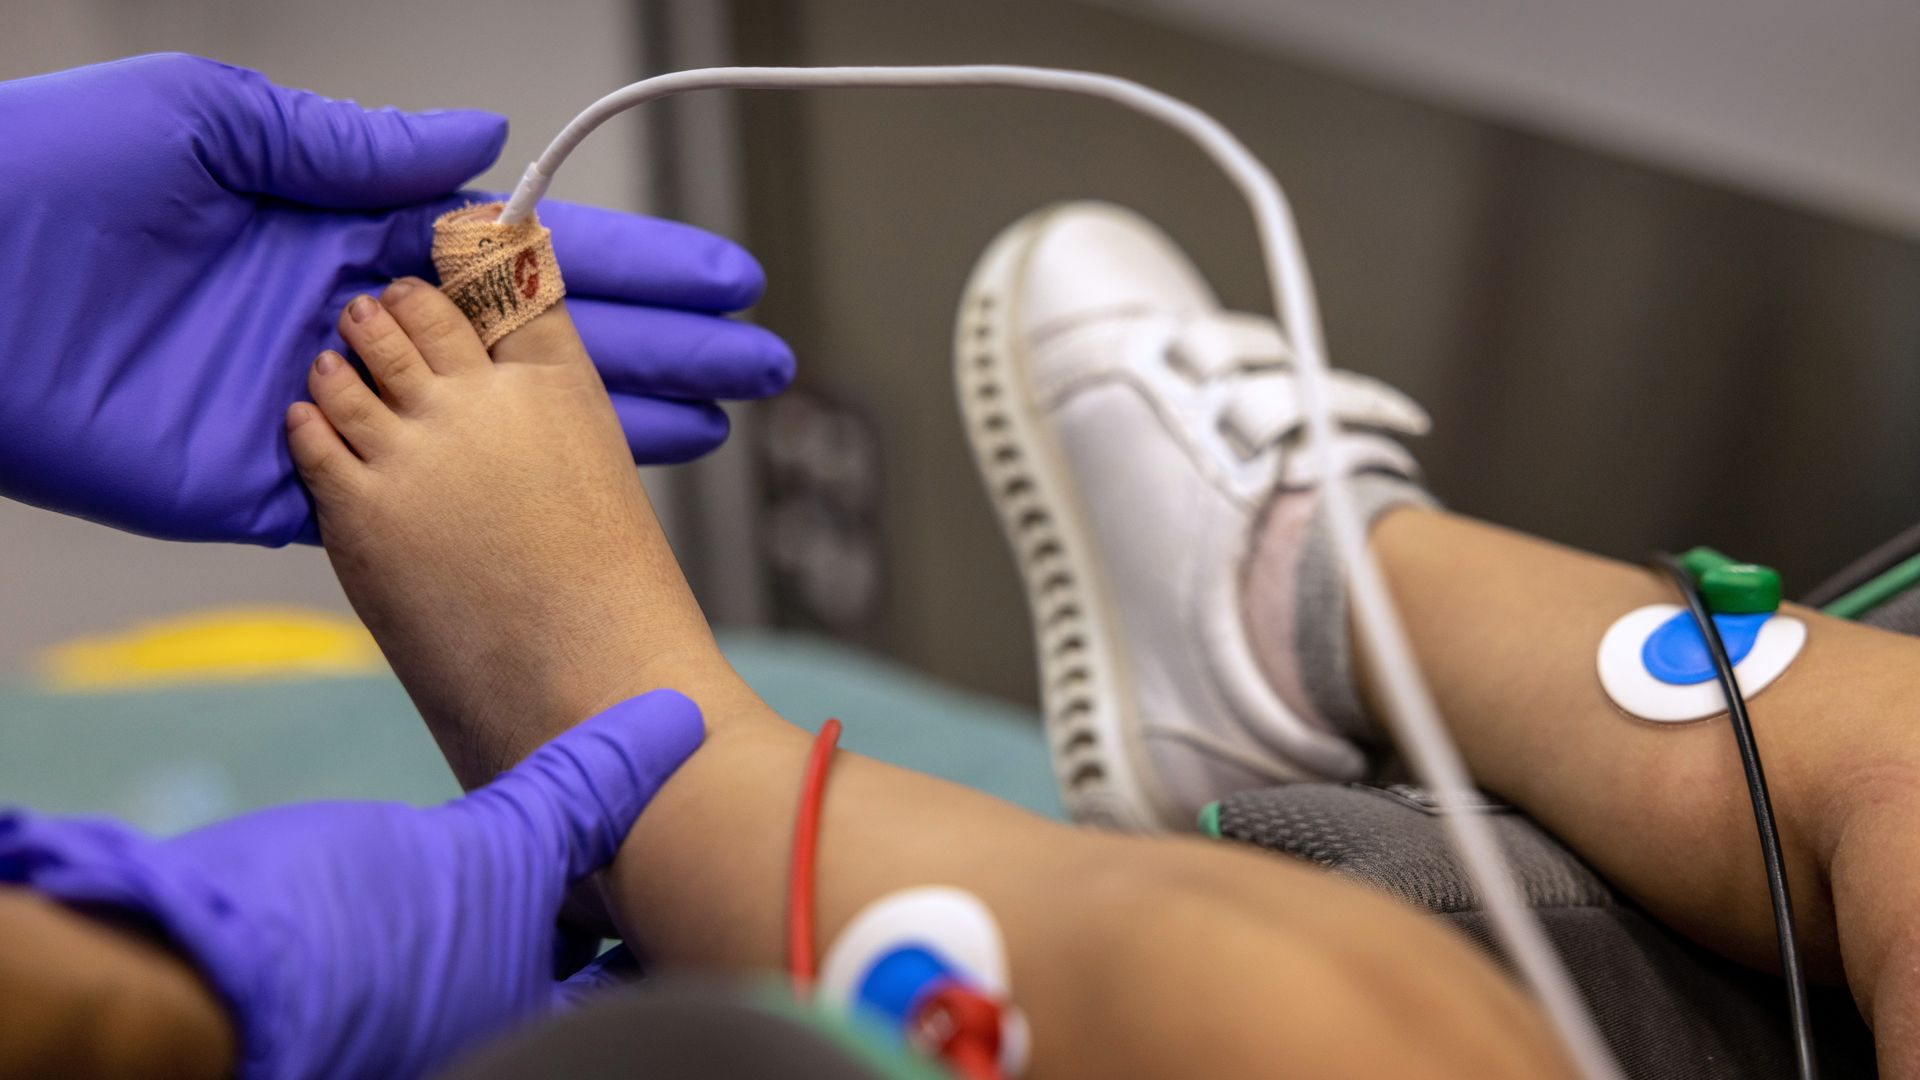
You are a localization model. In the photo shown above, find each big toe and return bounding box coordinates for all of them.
[492,303,596,370]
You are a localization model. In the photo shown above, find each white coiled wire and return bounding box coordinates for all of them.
[501,65,1621,1080]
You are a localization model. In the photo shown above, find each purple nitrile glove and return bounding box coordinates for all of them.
[0,690,703,1080]
[0,54,793,545]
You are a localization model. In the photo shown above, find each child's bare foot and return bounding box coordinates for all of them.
[286,282,735,786]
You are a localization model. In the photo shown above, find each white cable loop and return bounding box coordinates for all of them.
[504,65,1622,1080]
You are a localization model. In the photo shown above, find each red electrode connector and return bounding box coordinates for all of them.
[911,981,1009,1080]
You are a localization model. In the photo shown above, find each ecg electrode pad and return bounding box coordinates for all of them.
[1598,604,1806,722]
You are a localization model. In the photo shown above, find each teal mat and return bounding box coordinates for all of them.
[0,631,1060,834]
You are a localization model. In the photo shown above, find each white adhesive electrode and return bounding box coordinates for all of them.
[819,886,1029,1076]
[1598,605,1806,722]
[507,67,1620,1080]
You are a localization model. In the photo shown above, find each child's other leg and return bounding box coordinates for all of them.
[1363,507,1920,1073]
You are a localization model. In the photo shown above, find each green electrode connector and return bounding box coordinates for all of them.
[1678,547,1783,616]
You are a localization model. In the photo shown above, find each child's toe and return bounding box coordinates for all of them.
[309,350,400,454]
[380,279,491,375]
[286,402,365,497]
[490,305,595,371]
[338,294,435,406]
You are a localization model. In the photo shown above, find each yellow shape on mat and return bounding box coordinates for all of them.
[37,607,384,691]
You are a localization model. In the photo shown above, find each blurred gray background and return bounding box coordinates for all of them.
[4,0,1919,710]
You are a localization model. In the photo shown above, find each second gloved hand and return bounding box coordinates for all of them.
[0,54,793,545]
[0,690,704,1080]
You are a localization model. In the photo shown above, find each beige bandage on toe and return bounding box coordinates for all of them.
[430,203,566,346]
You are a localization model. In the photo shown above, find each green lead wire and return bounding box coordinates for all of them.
[1824,551,1920,620]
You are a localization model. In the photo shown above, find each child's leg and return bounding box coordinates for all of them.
[287,284,1573,1080]
[0,888,234,1078]
[1361,507,1920,1073]
[605,654,1565,1079]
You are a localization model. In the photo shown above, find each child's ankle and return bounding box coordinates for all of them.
[1241,482,1435,752]
[573,639,782,741]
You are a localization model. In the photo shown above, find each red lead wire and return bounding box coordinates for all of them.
[788,717,843,993]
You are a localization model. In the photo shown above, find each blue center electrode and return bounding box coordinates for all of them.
[1642,611,1769,685]
[855,943,962,1031]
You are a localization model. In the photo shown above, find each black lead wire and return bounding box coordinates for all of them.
[1655,552,1818,1080]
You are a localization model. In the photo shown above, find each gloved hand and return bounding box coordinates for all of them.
[0,54,792,545]
[0,690,704,1080]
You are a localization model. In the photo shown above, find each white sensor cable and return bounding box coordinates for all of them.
[503,65,1621,1080]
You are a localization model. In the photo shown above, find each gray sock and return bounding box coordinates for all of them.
[1292,473,1438,749]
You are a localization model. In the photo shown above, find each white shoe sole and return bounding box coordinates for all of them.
[953,208,1179,831]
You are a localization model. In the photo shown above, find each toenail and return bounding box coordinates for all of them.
[349,295,377,323]
[382,278,417,302]
[286,403,312,429]
[315,351,342,374]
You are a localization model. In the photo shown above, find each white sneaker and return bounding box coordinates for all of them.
[954,202,1430,830]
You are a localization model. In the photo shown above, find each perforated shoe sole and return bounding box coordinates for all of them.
[953,209,1178,830]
